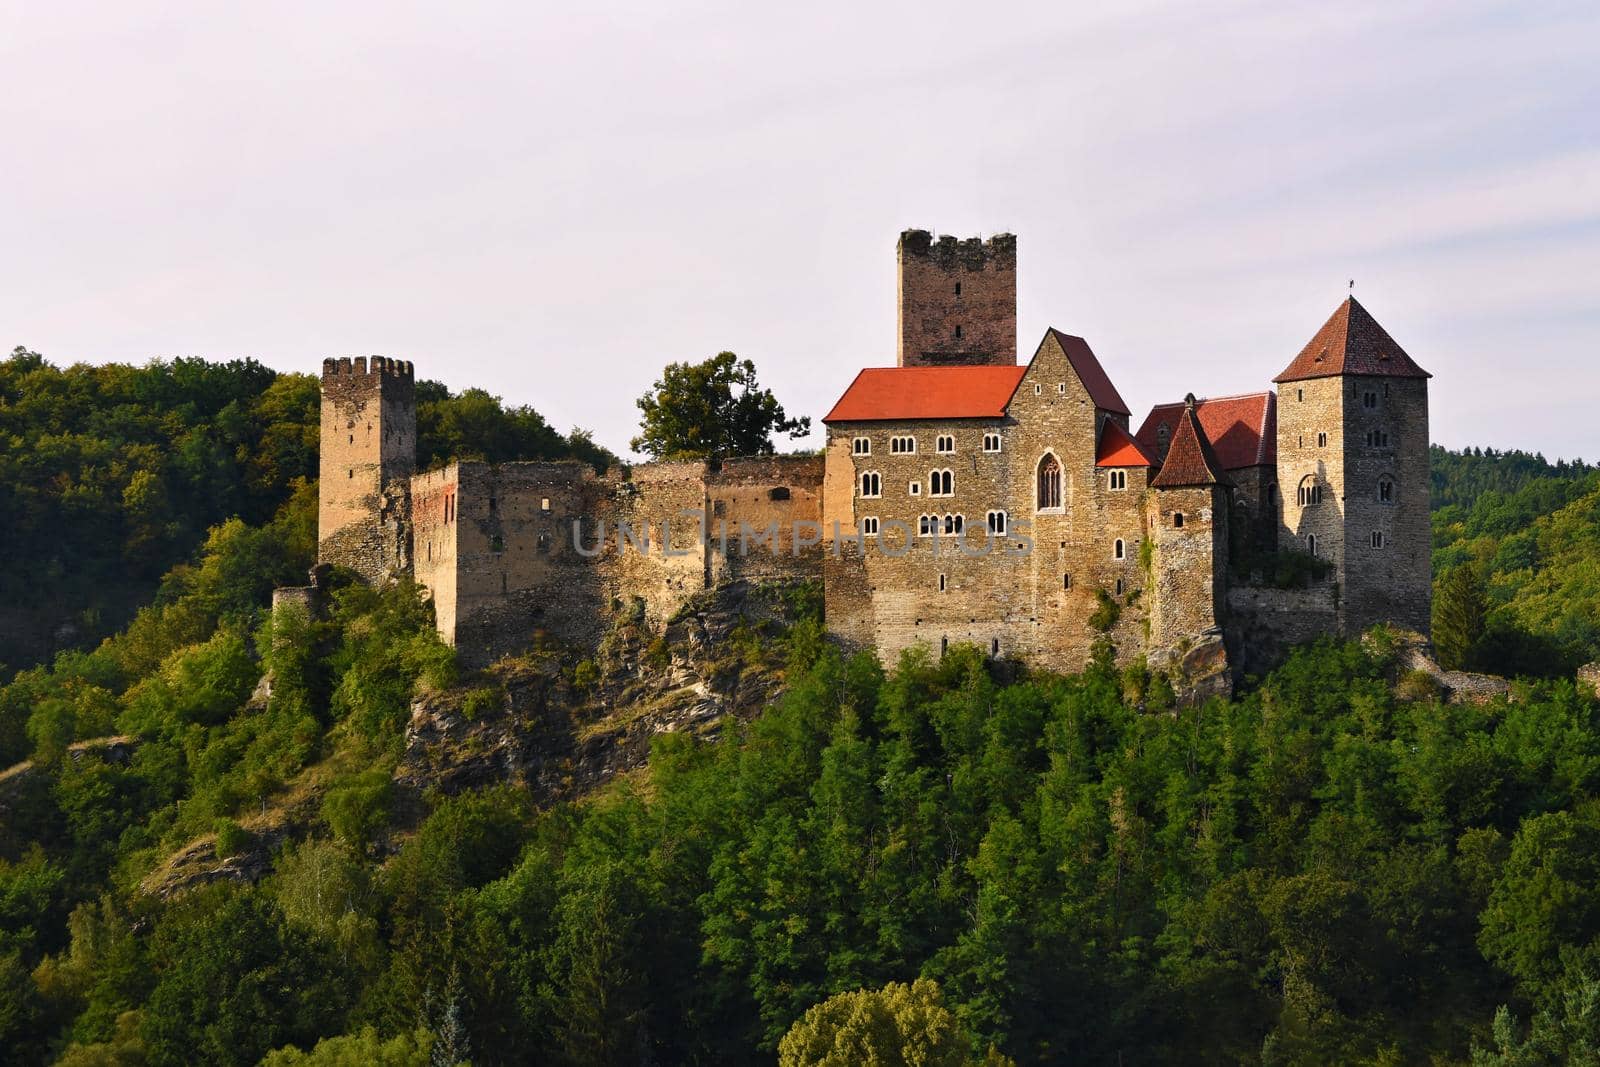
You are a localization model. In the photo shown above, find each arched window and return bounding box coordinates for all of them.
[1306,533,1318,556]
[1037,453,1062,510]
[1297,476,1322,507]
[860,471,881,498]
[1114,538,1126,560]
[1378,476,1395,504]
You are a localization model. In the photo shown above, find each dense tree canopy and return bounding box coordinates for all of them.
[1430,446,1600,676]
[631,351,811,460]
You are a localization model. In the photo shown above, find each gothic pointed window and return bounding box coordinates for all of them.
[1037,453,1062,510]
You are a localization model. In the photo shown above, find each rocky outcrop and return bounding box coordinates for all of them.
[1378,629,1513,705]
[398,579,806,807]
[1579,662,1600,700]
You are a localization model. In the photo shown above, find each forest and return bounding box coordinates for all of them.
[2,350,1600,1065]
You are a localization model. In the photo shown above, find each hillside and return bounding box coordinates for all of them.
[1430,445,1600,676]
[0,349,614,679]
[2,384,1600,1064]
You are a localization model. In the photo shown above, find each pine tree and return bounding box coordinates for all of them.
[1434,564,1487,670]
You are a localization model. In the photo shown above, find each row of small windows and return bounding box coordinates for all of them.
[860,454,1138,509]
[1297,475,1397,506]
[1297,429,1393,449]
[1302,531,1388,556]
[854,435,1004,456]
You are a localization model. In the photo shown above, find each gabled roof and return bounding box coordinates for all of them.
[821,365,1028,423]
[1136,392,1276,471]
[1274,296,1431,383]
[1096,419,1156,467]
[1150,397,1230,489]
[1046,329,1131,415]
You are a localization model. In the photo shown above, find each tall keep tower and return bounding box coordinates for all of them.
[319,356,416,582]
[1274,297,1432,635]
[896,229,1017,367]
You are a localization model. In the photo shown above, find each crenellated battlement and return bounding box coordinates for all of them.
[898,229,1017,269]
[322,356,415,380]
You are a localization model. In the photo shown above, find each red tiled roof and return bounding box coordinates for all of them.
[1274,297,1431,383]
[1096,419,1156,467]
[1047,329,1131,415]
[1150,398,1229,489]
[1136,392,1276,471]
[822,365,1028,423]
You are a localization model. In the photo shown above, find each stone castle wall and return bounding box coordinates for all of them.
[410,455,827,667]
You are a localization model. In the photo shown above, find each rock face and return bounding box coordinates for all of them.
[1579,662,1600,700]
[398,580,805,807]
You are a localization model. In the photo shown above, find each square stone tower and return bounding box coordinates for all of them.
[318,356,416,582]
[897,229,1017,367]
[1274,297,1432,635]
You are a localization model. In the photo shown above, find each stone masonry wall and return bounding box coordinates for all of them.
[897,230,1017,367]
[1226,582,1340,675]
[412,456,827,666]
[1340,375,1431,635]
[824,331,1152,672]
[1277,375,1346,572]
[1148,485,1227,657]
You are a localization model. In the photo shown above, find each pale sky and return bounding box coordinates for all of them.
[3,1,1597,461]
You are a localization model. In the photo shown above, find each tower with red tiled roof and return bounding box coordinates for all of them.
[897,230,1017,367]
[1274,297,1432,636]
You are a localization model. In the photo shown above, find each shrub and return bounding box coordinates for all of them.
[1396,669,1442,703]
[213,818,251,859]
[322,770,393,851]
[1089,590,1121,632]
[571,658,601,695]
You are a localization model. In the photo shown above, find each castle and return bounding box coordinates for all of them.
[310,230,1432,688]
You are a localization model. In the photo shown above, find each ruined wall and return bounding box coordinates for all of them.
[707,456,826,584]
[411,466,461,645]
[411,456,825,665]
[418,462,614,666]
[609,463,713,630]
[897,230,1017,367]
[318,357,415,582]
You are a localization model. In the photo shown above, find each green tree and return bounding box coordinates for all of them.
[1434,563,1488,669]
[259,1026,434,1066]
[140,886,348,1067]
[778,978,1010,1067]
[631,352,810,460]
